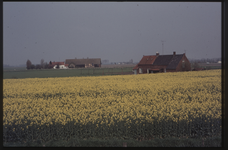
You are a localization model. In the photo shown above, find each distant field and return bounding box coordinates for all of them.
[101,64,136,68]
[3,67,27,72]
[198,63,221,69]
[198,63,221,66]
[3,67,134,79]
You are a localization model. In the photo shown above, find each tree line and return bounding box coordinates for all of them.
[188,58,221,64]
[26,59,53,70]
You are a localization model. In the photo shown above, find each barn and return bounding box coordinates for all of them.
[133,52,191,74]
[65,58,101,68]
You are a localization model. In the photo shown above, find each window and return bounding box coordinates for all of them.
[182,60,185,68]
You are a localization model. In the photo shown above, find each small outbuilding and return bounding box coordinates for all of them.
[49,61,68,69]
[133,52,191,74]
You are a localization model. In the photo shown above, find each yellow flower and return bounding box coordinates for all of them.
[3,70,221,138]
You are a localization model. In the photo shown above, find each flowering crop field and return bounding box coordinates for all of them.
[3,70,221,143]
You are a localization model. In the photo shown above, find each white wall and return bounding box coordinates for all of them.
[53,65,68,69]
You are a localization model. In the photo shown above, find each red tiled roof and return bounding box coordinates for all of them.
[133,55,157,70]
[65,64,69,67]
[51,62,65,65]
[138,55,157,65]
[133,64,138,70]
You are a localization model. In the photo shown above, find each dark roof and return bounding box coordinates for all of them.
[166,54,184,69]
[152,55,173,66]
[65,58,101,65]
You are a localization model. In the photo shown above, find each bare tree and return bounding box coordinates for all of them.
[30,64,35,69]
[26,59,32,70]
[36,64,41,69]
[40,59,44,69]
[44,62,49,69]
[130,59,133,63]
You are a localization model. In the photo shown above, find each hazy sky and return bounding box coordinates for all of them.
[3,2,221,66]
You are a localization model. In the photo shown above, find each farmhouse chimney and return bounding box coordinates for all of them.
[156,52,159,56]
[173,51,176,56]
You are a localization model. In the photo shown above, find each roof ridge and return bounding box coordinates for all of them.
[158,54,183,56]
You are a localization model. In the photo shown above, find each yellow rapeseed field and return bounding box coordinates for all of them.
[3,69,221,142]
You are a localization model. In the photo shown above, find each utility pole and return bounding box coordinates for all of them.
[161,40,166,55]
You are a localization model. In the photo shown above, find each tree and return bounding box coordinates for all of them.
[40,59,44,69]
[26,59,32,69]
[30,64,35,69]
[44,62,49,69]
[130,59,133,63]
[36,64,41,69]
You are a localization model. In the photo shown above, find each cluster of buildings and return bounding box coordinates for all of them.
[49,52,193,75]
[49,58,101,69]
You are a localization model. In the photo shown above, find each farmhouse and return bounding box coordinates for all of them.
[65,58,101,68]
[133,52,191,74]
[49,61,68,69]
